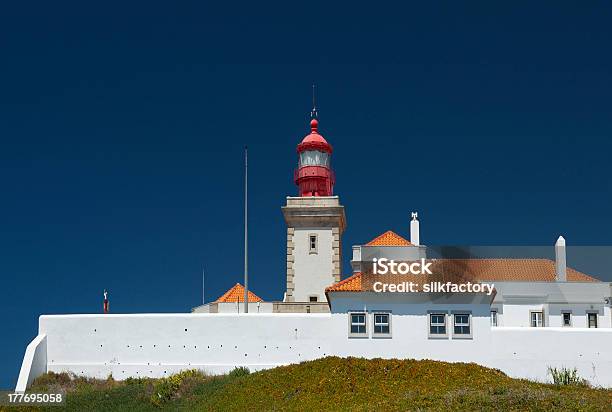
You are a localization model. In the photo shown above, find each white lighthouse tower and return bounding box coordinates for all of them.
[282,117,346,303]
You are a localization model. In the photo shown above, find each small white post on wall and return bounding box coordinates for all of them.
[410,212,420,246]
[555,235,567,282]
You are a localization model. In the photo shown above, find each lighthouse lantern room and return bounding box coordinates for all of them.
[294,118,335,197]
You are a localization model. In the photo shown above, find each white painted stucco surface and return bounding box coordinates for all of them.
[192,302,274,313]
[292,228,335,302]
[17,312,612,390]
[488,327,612,387]
[491,281,612,328]
[494,303,610,328]
[15,333,47,392]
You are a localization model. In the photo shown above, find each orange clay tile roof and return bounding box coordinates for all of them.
[366,230,413,246]
[215,283,263,303]
[326,272,363,292]
[441,259,598,283]
[326,259,598,292]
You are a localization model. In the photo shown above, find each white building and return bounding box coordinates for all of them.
[346,229,611,330]
[16,115,612,391]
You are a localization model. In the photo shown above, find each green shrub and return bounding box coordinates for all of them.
[124,376,148,385]
[32,371,73,387]
[26,359,611,411]
[150,369,205,406]
[547,366,588,386]
[228,366,250,378]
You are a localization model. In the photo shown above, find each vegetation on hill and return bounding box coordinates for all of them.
[9,357,612,411]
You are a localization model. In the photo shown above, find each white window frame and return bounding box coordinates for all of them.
[490,310,498,327]
[452,312,473,339]
[561,311,572,327]
[348,312,368,338]
[587,311,598,328]
[428,312,448,339]
[308,295,318,303]
[308,233,318,254]
[530,310,544,327]
[372,312,392,338]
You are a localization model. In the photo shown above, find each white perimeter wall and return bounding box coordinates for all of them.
[489,327,612,387]
[15,334,47,392]
[19,313,612,389]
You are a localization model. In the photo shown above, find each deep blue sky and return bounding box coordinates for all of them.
[2,2,612,388]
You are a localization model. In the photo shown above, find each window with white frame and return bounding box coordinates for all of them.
[349,312,367,336]
[429,313,447,337]
[453,313,472,338]
[308,234,318,254]
[490,310,498,327]
[373,313,391,336]
[562,311,572,327]
[587,312,598,328]
[530,311,544,327]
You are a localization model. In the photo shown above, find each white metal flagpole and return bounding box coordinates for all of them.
[244,146,249,313]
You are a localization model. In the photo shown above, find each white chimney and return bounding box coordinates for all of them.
[555,235,566,282]
[410,212,420,246]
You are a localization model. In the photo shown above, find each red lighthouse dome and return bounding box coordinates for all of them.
[294,118,335,196]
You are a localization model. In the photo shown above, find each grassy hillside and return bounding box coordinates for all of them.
[10,357,612,411]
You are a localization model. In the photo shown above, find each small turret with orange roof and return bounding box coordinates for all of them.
[215,283,262,303]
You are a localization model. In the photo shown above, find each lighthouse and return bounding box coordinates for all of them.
[282,115,346,303]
